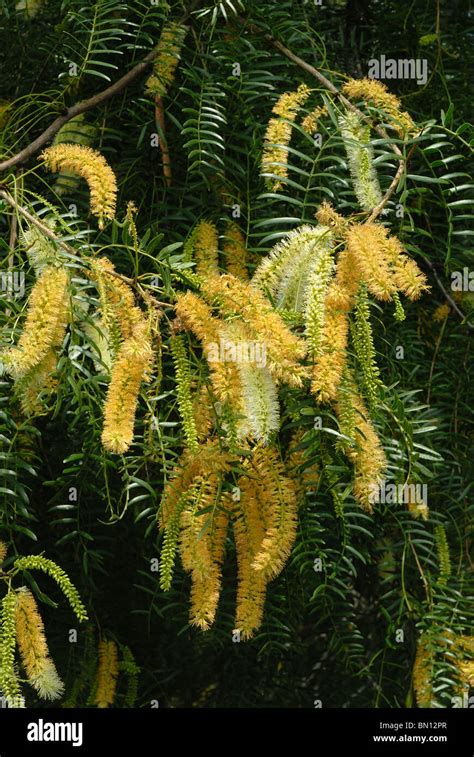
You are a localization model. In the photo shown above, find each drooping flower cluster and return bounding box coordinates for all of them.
[339,110,383,212]
[1,265,70,414]
[261,83,311,190]
[145,22,188,98]
[88,258,154,454]
[41,144,117,228]
[15,587,64,700]
[342,77,416,136]
[94,639,119,708]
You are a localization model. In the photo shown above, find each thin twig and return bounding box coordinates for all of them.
[423,257,474,331]
[0,188,171,307]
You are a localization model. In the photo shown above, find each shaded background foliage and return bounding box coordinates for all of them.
[0,0,472,707]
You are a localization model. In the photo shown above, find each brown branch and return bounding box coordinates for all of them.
[0,0,201,174]
[0,50,160,173]
[366,141,419,223]
[154,95,172,187]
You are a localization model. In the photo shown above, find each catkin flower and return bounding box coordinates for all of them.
[16,349,59,416]
[222,221,248,280]
[188,507,229,630]
[335,381,387,512]
[175,291,243,407]
[345,223,397,301]
[261,83,311,191]
[192,220,220,279]
[0,540,7,564]
[301,104,328,135]
[41,144,117,228]
[315,201,348,235]
[2,267,69,380]
[237,362,280,443]
[14,587,64,701]
[88,257,138,340]
[253,224,333,313]
[52,114,97,196]
[201,274,308,387]
[339,110,383,212]
[342,78,416,136]
[434,524,451,585]
[94,640,119,708]
[0,589,22,704]
[310,281,353,402]
[159,443,233,604]
[101,318,153,454]
[233,446,298,638]
[303,237,335,358]
[413,633,434,707]
[145,22,187,98]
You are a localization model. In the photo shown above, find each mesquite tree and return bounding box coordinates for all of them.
[0,0,472,708]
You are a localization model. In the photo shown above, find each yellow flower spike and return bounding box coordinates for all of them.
[232,482,268,640]
[249,446,298,580]
[16,349,59,416]
[159,442,234,617]
[310,281,353,402]
[262,83,311,191]
[145,22,188,98]
[342,78,416,136]
[192,220,220,279]
[187,505,229,630]
[175,291,243,407]
[201,274,308,387]
[101,318,153,454]
[381,234,429,300]
[15,587,64,701]
[94,639,119,708]
[232,445,298,638]
[159,442,234,529]
[301,104,328,135]
[339,110,383,212]
[2,266,69,381]
[413,633,434,707]
[0,540,7,563]
[335,380,387,512]
[345,224,398,301]
[315,201,348,235]
[253,224,333,313]
[222,221,248,280]
[192,385,215,440]
[41,144,117,229]
[88,257,143,341]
